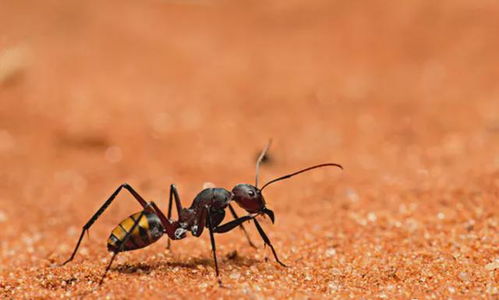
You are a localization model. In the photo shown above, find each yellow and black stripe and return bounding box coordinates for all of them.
[107,211,164,253]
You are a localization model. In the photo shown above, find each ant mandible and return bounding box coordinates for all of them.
[61,141,343,285]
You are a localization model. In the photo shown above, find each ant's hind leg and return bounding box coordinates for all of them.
[99,210,147,285]
[62,183,149,265]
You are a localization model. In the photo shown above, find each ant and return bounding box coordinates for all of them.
[62,142,343,285]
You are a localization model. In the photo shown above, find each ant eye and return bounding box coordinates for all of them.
[248,190,255,197]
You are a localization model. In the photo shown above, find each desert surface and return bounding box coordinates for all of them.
[0,0,498,298]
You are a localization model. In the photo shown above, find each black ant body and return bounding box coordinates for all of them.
[62,142,342,285]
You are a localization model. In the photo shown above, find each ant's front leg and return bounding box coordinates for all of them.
[214,214,287,267]
[228,204,257,248]
[213,215,255,234]
[253,219,287,267]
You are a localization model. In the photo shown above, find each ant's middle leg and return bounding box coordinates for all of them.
[62,183,149,265]
[206,207,222,285]
[228,204,257,248]
[166,184,183,249]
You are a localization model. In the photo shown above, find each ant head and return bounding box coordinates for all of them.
[231,184,275,223]
[231,140,342,224]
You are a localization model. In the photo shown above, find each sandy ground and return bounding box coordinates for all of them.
[0,0,498,298]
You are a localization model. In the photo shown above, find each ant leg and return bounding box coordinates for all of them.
[253,219,287,267]
[166,184,182,249]
[99,210,147,285]
[213,215,254,234]
[206,207,222,285]
[62,183,148,265]
[228,204,257,248]
[167,184,182,218]
[147,201,181,240]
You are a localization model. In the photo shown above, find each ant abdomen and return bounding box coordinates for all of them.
[107,211,164,253]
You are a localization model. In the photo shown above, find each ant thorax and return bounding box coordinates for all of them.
[190,188,232,210]
[175,208,197,238]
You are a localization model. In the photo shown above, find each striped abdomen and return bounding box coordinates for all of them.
[107,211,164,253]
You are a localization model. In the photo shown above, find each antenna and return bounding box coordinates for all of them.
[255,139,272,188]
[260,163,343,191]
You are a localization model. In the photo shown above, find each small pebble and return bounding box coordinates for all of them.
[485,260,499,271]
[325,248,337,257]
[458,271,469,282]
[328,282,339,291]
[202,182,216,189]
[198,282,208,289]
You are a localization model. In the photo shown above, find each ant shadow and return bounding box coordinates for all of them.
[112,252,259,275]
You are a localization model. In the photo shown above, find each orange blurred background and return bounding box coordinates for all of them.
[1,0,498,298]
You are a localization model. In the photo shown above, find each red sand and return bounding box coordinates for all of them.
[0,0,498,298]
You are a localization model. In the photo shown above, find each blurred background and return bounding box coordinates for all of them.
[0,0,498,298]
